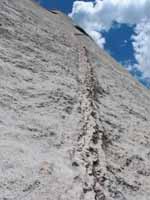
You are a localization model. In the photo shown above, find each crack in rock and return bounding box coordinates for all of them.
[73,42,112,200]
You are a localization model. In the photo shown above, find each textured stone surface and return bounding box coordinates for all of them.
[0,0,150,199]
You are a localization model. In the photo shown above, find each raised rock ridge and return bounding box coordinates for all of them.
[0,0,150,199]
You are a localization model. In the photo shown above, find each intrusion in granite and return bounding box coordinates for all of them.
[0,0,150,200]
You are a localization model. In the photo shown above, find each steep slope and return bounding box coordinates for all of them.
[0,0,150,200]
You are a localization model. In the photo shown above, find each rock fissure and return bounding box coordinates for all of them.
[75,43,111,199]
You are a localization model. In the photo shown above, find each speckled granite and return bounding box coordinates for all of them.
[0,1,150,199]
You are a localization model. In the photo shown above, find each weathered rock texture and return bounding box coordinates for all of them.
[0,0,150,199]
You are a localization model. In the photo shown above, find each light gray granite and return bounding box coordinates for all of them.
[0,0,150,199]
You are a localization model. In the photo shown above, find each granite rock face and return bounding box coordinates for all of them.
[0,0,150,199]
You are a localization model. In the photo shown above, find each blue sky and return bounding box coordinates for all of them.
[36,0,75,13]
[35,0,150,88]
[36,0,93,13]
[103,23,136,65]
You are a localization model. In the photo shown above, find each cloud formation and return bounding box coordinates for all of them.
[132,19,150,78]
[69,0,150,78]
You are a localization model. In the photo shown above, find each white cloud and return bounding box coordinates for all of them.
[69,0,150,77]
[132,19,150,78]
[88,30,105,47]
